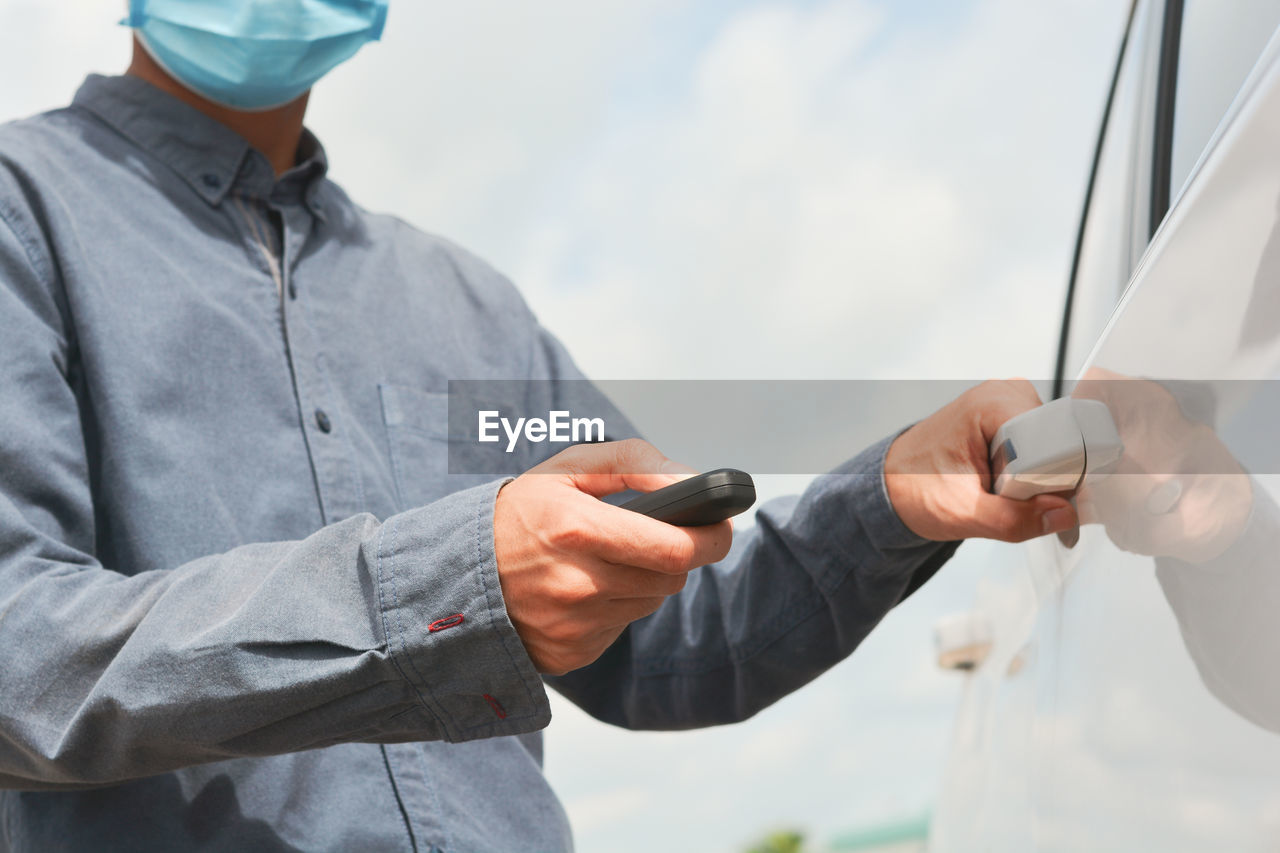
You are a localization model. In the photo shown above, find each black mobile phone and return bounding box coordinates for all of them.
[619,468,756,526]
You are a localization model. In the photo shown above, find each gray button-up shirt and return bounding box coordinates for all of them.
[0,74,957,851]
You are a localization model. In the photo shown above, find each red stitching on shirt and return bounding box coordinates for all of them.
[428,613,465,633]
[483,694,508,720]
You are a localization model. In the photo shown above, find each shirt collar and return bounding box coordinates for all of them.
[72,74,329,220]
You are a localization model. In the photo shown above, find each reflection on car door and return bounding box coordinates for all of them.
[934,1,1280,850]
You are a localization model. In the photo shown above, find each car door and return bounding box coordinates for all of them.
[930,2,1165,847]
[932,1,1280,850]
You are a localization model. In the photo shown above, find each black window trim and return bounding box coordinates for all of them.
[1053,0,1142,397]
[1149,0,1184,234]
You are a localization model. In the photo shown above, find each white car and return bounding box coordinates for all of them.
[931,1,1280,850]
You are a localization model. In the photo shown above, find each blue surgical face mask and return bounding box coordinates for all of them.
[123,0,389,111]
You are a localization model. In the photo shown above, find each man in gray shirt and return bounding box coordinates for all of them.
[0,3,1077,850]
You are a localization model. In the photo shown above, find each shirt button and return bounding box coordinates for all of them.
[315,409,332,433]
[201,173,222,189]
[288,282,298,300]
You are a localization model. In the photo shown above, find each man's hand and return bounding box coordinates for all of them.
[1074,370,1252,563]
[885,379,1079,542]
[494,439,733,676]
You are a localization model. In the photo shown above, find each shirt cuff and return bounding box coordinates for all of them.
[842,430,946,553]
[374,477,551,742]
[825,431,963,603]
[1156,475,1267,576]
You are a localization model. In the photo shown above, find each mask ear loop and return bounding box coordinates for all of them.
[368,0,390,41]
[119,0,146,29]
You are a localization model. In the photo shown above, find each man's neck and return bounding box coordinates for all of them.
[126,37,309,177]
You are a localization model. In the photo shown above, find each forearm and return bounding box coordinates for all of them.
[1156,481,1280,732]
[546,434,959,729]
[0,479,548,790]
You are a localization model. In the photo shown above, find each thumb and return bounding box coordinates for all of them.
[544,438,697,498]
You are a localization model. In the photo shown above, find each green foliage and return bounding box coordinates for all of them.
[745,829,806,853]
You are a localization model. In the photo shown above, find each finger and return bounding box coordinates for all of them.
[601,597,670,629]
[571,499,734,573]
[975,379,1045,443]
[598,510,732,574]
[970,491,1077,542]
[541,438,698,498]
[586,559,691,599]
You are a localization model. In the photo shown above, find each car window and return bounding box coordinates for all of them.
[1170,0,1280,198]
[1059,0,1162,381]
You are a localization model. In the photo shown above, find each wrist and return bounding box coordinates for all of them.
[883,424,932,541]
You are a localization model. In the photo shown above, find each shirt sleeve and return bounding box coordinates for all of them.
[1155,482,1280,733]
[545,435,959,729]
[527,327,960,729]
[0,208,548,790]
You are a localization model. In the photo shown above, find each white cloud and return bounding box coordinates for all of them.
[0,1,130,119]
[305,0,685,249]
[562,784,654,835]
[496,0,1126,382]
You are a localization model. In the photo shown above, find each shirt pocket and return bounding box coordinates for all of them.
[378,383,518,511]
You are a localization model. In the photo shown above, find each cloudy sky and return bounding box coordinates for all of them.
[0,1,1128,849]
